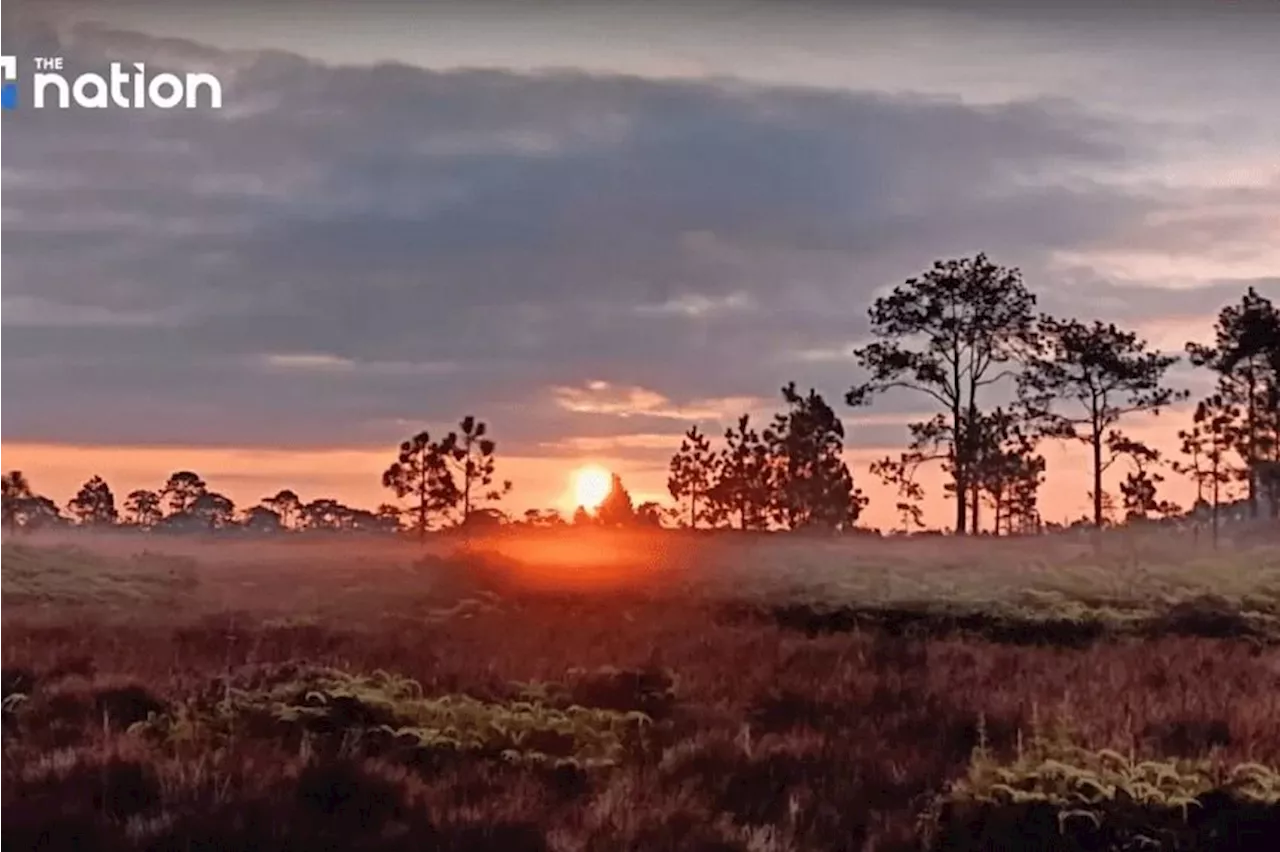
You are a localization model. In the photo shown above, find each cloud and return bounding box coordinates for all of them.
[1,17,1272,470]
[551,381,766,422]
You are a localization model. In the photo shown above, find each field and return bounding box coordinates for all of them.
[4,528,1280,851]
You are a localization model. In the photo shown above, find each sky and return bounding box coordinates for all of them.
[2,0,1278,527]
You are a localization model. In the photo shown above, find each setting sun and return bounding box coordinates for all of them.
[571,465,613,509]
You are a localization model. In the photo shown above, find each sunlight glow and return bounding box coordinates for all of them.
[572,465,612,510]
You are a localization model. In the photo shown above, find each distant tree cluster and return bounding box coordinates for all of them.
[665,384,867,532]
[1178,287,1280,539]
[844,256,1277,536]
[381,416,513,538]
[4,257,1276,541]
[2,469,401,535]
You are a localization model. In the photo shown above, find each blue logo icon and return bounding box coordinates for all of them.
[1,56,16,110]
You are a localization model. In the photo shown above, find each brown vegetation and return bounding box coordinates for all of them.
[4,530,1280,850]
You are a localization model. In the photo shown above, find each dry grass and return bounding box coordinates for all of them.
[4,528,1280,850]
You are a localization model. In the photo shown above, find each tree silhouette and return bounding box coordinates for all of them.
[302,500,335,530]
[1173,395,1238,545]
[189,492,236,530]
[162,471,208,516]
[460,507,508,530]
[1022,317,1185,528]
[300,498,355,531]
[572,505,594,526]
[2,470,34,533]
[123,490,163,528]
[969,409,1045,535]
[381,432,458,538]
[17,496,63,530]
[847,254,1037,534]
[522,508,566,527]
[262,489,303,530]
[870,455,925,534]
[766,383,866,531]
[667,425,718,529]
[1004,457,1045,536]
[242,505,284,533]
[438,416,512,524]
[375,504,403,532]
[596,473,635,527]
[1187,287,1280,518]
[1108,432,1179,522]
[634,501,665,527]
[67,476,118,527]
[709,416,772,530]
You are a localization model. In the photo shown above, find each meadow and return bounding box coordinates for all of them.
[3,527,1280,851]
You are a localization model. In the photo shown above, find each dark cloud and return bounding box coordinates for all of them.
[1,20,1272,458]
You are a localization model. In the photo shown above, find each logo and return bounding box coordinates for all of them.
[0,56,222,110]
[1,56,17,109]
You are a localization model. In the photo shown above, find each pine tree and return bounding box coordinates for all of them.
[765,383,866,531]
[667,425,718,528]
[709,415,772,530]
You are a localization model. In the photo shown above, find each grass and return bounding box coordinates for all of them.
[0,543,200,609]
[4,527,1280,850]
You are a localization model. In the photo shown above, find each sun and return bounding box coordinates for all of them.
[571,465,613,510]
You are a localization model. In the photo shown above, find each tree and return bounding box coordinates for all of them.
[1022,317,1186,528]
[300,498,354,531]
[708,416,772,530]
[262,489,303,530]
[242,505,284,533]
[2,470,33,533]
[375,504,403,533]
[161,471,207,516]
[969,409,1045,535]
[870,455,925,534]
[381,432,458,538]
[345,508,382,532]
[1187,287,1280,518]
[67,476,118,527]
[596,473,635,527]
[460,507,508,530]
[1004,455,1046,535]
[572,505,594,526]
[634,501,665,527]
[189,492,236,530]
[522,508,566,528]
[766,383,866,531]
[667,425,718,529]
[1108,432,1179,522]
[16,496,64,530]
[124,490,164,528]
[1173,395,1238,545]
[438,416,512,524]
[847,254,1037,534]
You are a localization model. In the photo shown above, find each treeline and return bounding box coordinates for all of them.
[652,255,1277,537]
[2,254,1277,539]
[665,383,865,531]
[837,255,1278,537]
[0,469,403,535]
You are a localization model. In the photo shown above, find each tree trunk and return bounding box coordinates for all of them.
[418,480,428,541]
[1092,430,1105,528]
[1247,373,1258,519]
[952,400,967,535]
[1211,470,1220,549]
[463,449,473,522]
[970,482,982,534]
